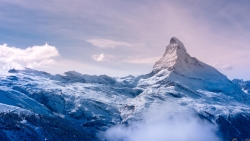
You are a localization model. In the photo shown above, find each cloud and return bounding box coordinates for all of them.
[0,43,59,71]
[105,103,221,141]
[86,39,133,48]
[92,53,105,62]
[123,57,160,64]
[212,63,233,70]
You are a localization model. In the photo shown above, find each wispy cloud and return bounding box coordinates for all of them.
[86,39,133,48]
[123,57,160,64]
[212,63,233,70]
[0,43,59,71]
[92,53,105,62]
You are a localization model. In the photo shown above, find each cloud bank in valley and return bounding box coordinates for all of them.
[105,103,221,141]
[0,43,59,71]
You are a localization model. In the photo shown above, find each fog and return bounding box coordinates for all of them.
[105,103,221,141]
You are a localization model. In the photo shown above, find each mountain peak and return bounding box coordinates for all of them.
[145,37,243,96]
[169,37,186,53]
[152,37,192,73]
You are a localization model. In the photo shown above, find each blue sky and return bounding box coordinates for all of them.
[0,0,250,79]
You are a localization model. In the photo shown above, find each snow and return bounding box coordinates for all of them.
[0,103,30,113]
[233,79,250,94]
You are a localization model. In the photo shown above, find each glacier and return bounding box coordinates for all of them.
[0,37,250,141]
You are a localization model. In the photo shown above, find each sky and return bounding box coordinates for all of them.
[0,0,250,79]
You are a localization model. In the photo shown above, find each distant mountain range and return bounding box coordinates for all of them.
[0,37,249,141]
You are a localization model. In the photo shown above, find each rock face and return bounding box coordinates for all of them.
[0,37,250,141]
[153,37,189,73]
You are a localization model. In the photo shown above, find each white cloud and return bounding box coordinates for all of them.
[123,57,160,64]
[86,39,133,48]
[105,103,221,141]
[92,53,105,62]
[0,43,59,71]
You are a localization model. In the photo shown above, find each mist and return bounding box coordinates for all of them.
[105,103,221,141]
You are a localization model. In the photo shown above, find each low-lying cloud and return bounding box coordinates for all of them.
[105,103,221,141]
[0,43,59,71]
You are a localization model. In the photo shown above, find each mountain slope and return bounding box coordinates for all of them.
[233,79,250,94]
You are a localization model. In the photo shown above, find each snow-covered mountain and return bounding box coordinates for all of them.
[142,37,243,95]
[0,37,250,141]
[233,79,250,94]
